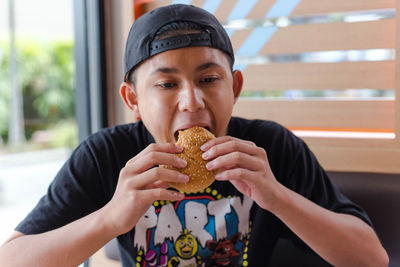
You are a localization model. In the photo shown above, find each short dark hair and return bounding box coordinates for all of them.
[127,21,234,86]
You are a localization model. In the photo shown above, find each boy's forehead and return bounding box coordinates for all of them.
[138,46,230,73]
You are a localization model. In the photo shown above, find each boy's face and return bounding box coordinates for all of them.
[120,46,243,143]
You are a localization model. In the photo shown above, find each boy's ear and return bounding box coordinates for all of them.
[232,70,243,104]
[120,82,141,121]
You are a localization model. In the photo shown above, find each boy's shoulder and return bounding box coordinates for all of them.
[77,121,154,160]
[229,116,294,140]
[229,117,304,160]
[86,120,153,144]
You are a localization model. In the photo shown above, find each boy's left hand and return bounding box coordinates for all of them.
[202,136,389,267]
[201,136,279,211]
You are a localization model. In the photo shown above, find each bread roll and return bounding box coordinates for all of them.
[164,126,216,193]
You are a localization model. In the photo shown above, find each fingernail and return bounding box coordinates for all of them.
[200,143,209,151]
[172,191,185,199]
[206,161,215,170]
[178,158,187,167]
[180,174,189,182]
[202,151,210,160]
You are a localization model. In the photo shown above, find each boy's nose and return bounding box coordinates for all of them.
[178,85,205,112]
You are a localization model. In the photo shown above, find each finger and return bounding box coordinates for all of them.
[218,165,237,172]
[214,168,258,196]
[214,168,253,181]
[230,179,252,196]
[126,143,183,165]
[142,142,184,155]
[201,136,254,152]
[214,168,260,190]
[145,180,170,190]
[145,188,185,201]
[202,139,259,161]
[206,152,264,172]
[128,167,189,189]
[124,151,187,175]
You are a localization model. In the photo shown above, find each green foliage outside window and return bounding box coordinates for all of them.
[0,39,77,149]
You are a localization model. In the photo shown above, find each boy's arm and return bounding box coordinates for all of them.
[269,182,388,267]
[0,209,116,267]
[202,136,389,267]
[0,143,187,267]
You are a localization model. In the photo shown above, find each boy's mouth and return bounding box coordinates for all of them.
[174,125,211,142]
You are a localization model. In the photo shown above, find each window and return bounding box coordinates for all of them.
[0,0,76,242]
[139,0,400,174]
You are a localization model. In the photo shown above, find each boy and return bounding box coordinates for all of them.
[0,4,388,267]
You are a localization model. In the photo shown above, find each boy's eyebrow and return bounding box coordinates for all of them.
[196,62,222,72]
[150,62,223,76]
[150,67,179,76]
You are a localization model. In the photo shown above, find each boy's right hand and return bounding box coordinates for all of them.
[101,143,188,236]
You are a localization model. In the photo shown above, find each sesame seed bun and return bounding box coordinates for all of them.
[164,126,216,193]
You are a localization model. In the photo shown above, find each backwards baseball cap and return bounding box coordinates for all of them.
[124,4,234,81]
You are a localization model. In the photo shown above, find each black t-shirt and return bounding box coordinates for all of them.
[16,117,371,266]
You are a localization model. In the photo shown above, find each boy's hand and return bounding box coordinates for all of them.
[102,143,188,236]
[201,136,279,211]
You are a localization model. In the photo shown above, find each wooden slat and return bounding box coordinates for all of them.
[306,141,400,173]
[213,1,276,22]
[258,20,396,54]
[292,0,395,16]
[231,20,395,54]
[242,61,395,90]
[213,0,237,22]
[145,0,395,20]
[230,30,253,52]
[301,136,399,149]
[143,0,172,13]
[191,0,206,8]
[210,0,395,21]
[232,99,394,130]
[143,0,207,12]
[238,0,276,22]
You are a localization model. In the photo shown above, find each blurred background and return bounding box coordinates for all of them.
[0,0,76,243]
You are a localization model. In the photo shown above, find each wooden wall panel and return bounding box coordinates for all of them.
[230,20,395,54]
[232,99,395,130]
[242,61,395,90]
[292,0,395,16]
[260,20,396,54]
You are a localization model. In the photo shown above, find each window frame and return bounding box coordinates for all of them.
[74,0,108,142]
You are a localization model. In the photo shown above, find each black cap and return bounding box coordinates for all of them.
[124,4,234,81]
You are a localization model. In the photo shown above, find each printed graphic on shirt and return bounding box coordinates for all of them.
[133,187,254,267]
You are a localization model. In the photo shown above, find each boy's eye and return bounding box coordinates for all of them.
[157,82,176,88]
[200,77,218,83]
